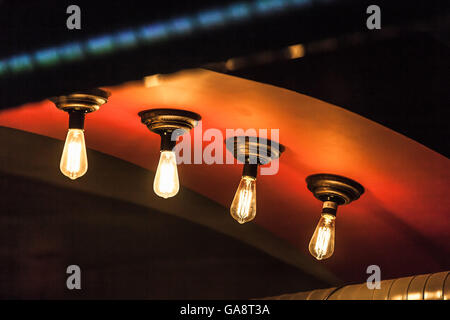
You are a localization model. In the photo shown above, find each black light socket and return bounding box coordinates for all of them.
[68,111,86,130]
[160,131,177,151]
[242,163,258,179]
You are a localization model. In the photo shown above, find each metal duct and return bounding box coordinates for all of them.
[263,271,449,300]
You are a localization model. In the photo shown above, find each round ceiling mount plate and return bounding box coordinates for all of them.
[49,88,110,113]
[225,136,285,165]
[306,173,364,205]
[139,108,201,133]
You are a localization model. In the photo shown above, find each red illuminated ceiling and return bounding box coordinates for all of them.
[0,69,448,281]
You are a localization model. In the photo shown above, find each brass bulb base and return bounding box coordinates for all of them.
[49,88,110,113]
[139,109,201,152]
[306,174,364,205]
[321,201,338,216]
[225,136,285,165]
[138,108,201,135]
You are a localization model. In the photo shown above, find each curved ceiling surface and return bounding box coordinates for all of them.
[0,69,448,282]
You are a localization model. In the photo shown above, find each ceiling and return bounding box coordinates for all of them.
[229,32,450,158]
[0,69,448,283]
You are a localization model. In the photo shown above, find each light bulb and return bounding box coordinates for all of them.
[153,150,179,199]
[230,175,257,224]
[309,213,336,260]
[60,129,88,180]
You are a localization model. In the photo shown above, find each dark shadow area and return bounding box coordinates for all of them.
[232,32,450,158]
[0,172,328,299]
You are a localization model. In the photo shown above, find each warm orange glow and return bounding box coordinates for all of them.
[144,74,162,87]
[153,151,179,199]
[230,176,256,224]
[225,58,236,71]
[0,69,448,281]
[60,129,88,180]
[407,292,422,300]
[309,214,335,260]
[287,44,305,59]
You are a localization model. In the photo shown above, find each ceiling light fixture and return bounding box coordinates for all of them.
[306,174,364,260]
[226,136,285,224]
[139,108,201,199]
[49,89,110,180]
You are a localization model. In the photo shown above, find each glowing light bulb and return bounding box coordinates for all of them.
[309,213,336,260]
[153,151,179,199]
[230,175,257,224]
[60,129,88,180]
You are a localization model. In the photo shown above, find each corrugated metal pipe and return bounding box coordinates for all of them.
[263,271,449,300]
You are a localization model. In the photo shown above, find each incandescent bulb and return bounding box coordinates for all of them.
[230,176,257,224]
[153,151,179,199]
[309,213,336,260]
[60,129,88,180]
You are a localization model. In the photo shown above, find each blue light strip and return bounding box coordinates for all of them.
[227,3,252,20]
[115,30,138,48]
[58,42,84,61]
[138,23,169,42]
[86,35,115,54]
[0,0,314,77]
[34,48,60,66]
[197,9,226,27]
[0,60,7,75]
[8,55,33,72]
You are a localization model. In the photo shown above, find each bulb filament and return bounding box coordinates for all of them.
[237,184,252,221]
[230,176,257,224]
[314,225,332,260]
[153,151,180,199]
[60,129,88,180]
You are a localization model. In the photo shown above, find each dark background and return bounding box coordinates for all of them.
[0,0,449,156]
[0,173,326,299]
